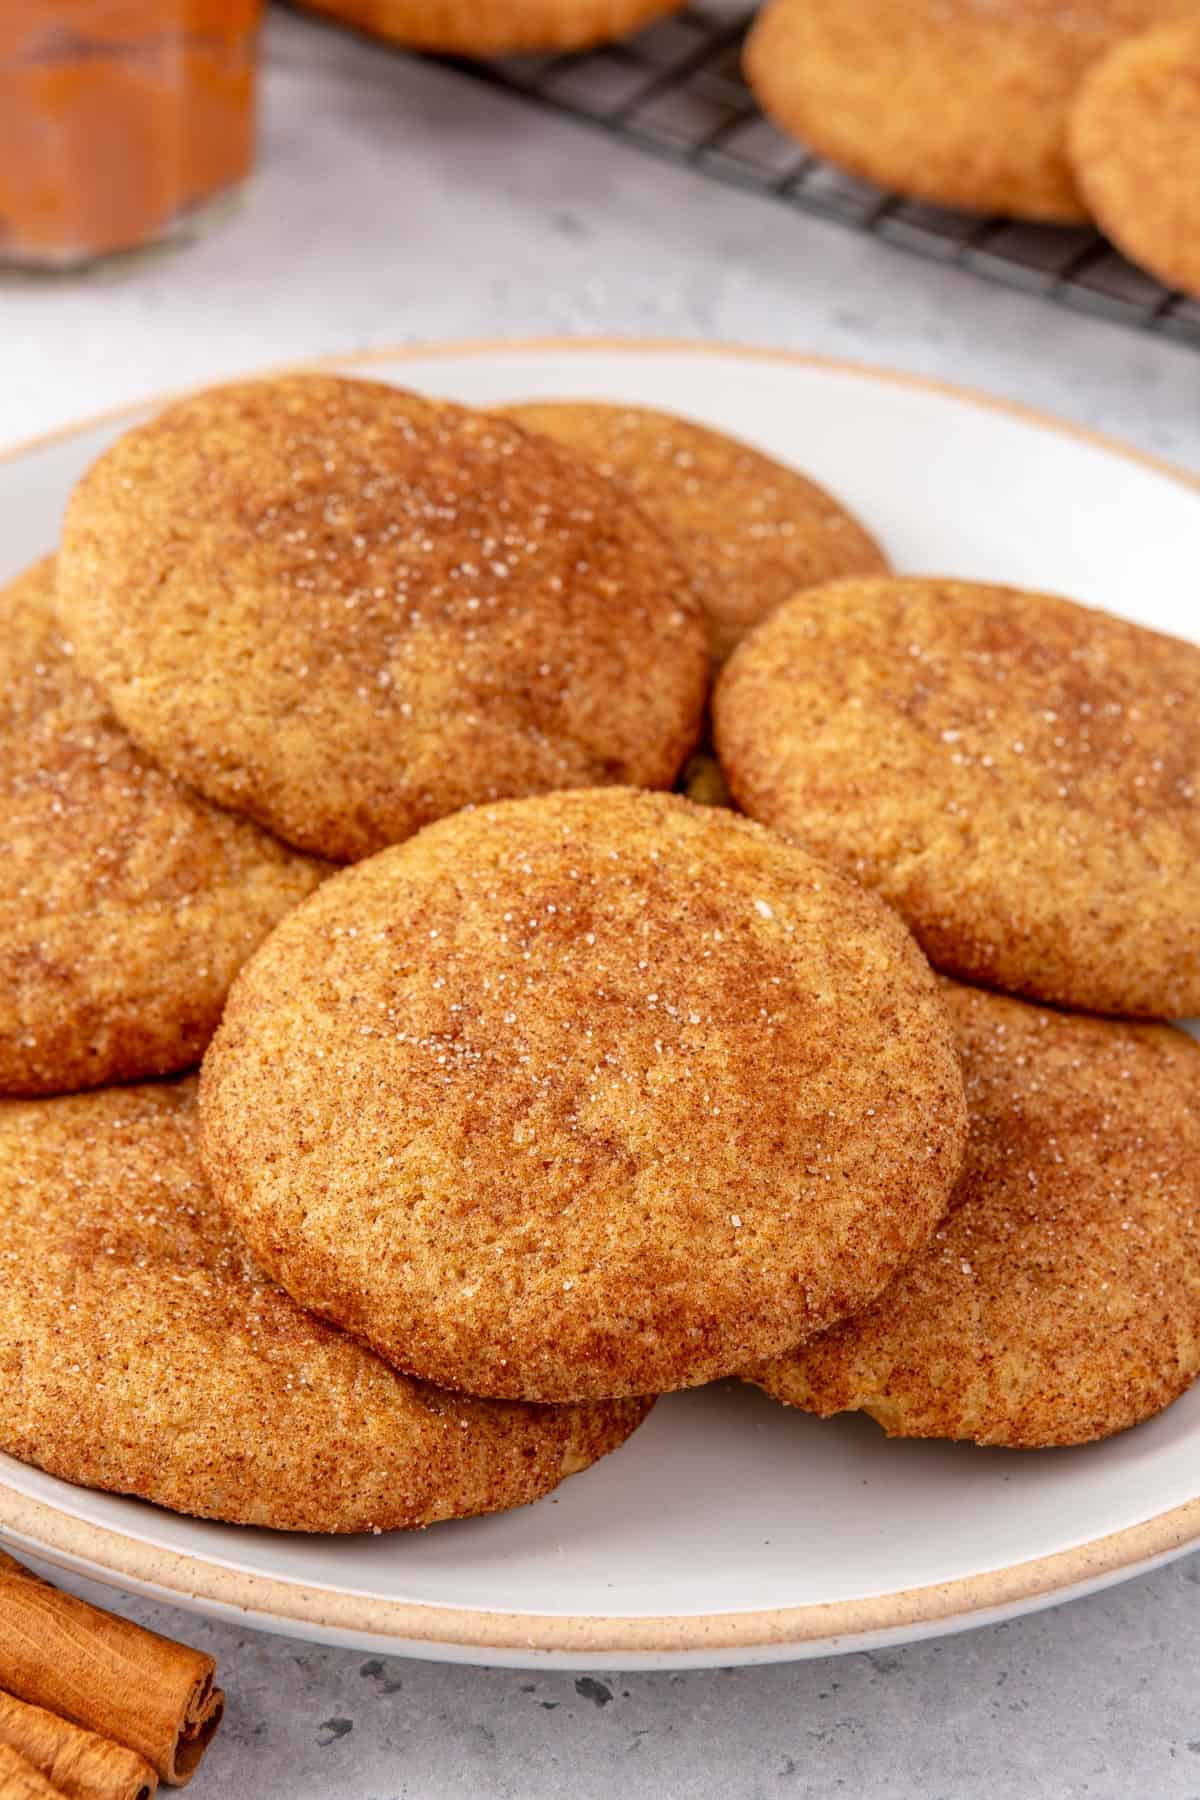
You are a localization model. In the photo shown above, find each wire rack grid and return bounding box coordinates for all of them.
[439,2,1200,348]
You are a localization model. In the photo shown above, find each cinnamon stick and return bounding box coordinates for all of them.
[0,1554,222,1786]
[0,1741,66,1800]
[0,1693,156,1800]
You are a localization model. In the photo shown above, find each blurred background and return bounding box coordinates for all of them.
[2,1,1198,462]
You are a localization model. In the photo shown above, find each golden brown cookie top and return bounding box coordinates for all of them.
[502,401,887,663]
[749,984,1200,1447]
[714,576,1200,1018]
[0,1079,648,1531]
[745,0,1189,223]
[297,0,683,54]
[200,787,968,1402]
[1069,17,1200,300]
[0,557,325,1096]
[57,375,709,862]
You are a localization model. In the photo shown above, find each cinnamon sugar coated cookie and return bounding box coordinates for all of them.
[1069,18,1200,300]
[57,376,708,861]
[748,985,1200,1447]
[0,1080,648,1531]
[297,0,682,53]
[200,788,968,1403]
[0,557,325,1097]
[744,0,1190,223]
[714,577,1200,1018]
[502,402,888,662]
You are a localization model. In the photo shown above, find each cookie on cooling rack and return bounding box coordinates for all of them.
[713,575,1200,1018]
[747,983,1200,1448]
[503,401,888,663]
[296,0,683,57]
[0,1078,649,1531]
[199,786,968,1403]
[744,0,1190,223]
[1069,17,1200,302]
[57,375,708,862]
[0,557,325,1097]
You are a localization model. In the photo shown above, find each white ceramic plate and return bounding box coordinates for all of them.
[1,339,1198,1671]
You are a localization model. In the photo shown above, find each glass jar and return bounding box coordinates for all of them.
[0,2,262,269]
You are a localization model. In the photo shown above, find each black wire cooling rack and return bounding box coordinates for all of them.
[438,2,1200,347]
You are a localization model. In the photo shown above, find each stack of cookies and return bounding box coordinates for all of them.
[2,372,1197,1541]
[746,0,1200,301]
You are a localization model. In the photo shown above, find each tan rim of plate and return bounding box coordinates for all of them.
[2,337,1199,1658]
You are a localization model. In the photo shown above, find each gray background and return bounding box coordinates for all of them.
[33,1556,1200,1798]
[4,11,1199,1796]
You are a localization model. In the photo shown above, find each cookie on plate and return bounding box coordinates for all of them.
[713,576,1200,1019]
[0,557,325,1097]
[747,984,1200,1447]
[1069,17,1200,301]
[296,0,682,54]
[744,0,1189,223]
[502,402,888,663]
[0,1079,649,1532]
[200,787,968,1403]
[57,375,708,862]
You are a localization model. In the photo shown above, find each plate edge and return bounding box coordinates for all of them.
[2,1479,1199,1656]
[3,335,1199,502]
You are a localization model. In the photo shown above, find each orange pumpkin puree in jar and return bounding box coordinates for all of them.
[0,2,262,266]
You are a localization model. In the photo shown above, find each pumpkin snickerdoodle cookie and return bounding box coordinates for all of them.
[200,787,968,1404]
[1069,17,1200,301]
[57,375,708,862]
[0,1079,649,1532]
[502,401,888,663]
[0,557,325,1097]
[744,0,1190,224]
[748,984,1200,1448]
[297,0,683,54]
[713,576,1200,1019]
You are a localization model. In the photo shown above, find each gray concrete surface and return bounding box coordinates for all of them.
[41,1556,1200,1799]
